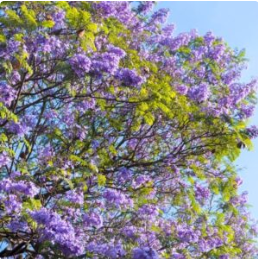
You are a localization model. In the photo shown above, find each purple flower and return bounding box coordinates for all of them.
[83,212,103,228]
[4,195,22,213]
[107,44,126,58]
[198,239,212,252]
[176,85,188,95]
[65,189,84,205]
[162,33,191,51]
[151,8,169,24]
[106,243,126,258]
[171,253,185,259]
[69,53,91,77]
[177,226,200,243]
[188,83,210,103]
[30,208,53,225]
[122,226,136,238]
[52,10,66,31]
[94,2,134,25]
[117,167,133,184]
[0,82,17,106]
[162,24,176,37]
[204,31,215,46]
[133,175,151,188]
[137,2,155,14]
[235,176,243,187]
[30,208,84,256]
[240,104,255,119]
[138,204,159,217]
[0,178,39,197]
[7,40,20,55]
[246,125,258,139]
[103,189,133,207]
[7,219,28,232]
[10,71,21,84]
[209,44,225,61]
[133,247,159,259]
[91,52,121,75]
[6,121,29,136]
[195,184,210,202]
[115,68,145,87]
[94,2,117,18]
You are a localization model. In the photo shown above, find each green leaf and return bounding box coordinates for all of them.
[41,20,55,28]
[97,174,106,186]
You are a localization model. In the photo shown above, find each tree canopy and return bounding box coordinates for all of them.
[0,1,258,258]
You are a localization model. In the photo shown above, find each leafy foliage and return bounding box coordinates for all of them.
[0,1,257,259]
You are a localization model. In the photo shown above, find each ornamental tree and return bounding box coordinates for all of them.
[0,2,258,258]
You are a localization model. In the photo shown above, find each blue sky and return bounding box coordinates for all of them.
[157,1,258,219]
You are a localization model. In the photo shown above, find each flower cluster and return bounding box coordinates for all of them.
[69,53,91,77]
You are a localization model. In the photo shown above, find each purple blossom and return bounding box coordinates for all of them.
[7,219,28,232]
[6,121,29,136]
[65,189,84,205]
[204,31,215,46]
[106,243,126,258]
[91,52,121,75]
[235,176,243,187]
[0,82,17,106]
[133,247,159,259]
[138,204,159,217]
[230,191,248,206]
[94,2,117,18]
[195,184,210,202]
[176,85,188,95]
[117,167,133,184]
[83,212,103,228]
[30,208,53,225]
[3,195,22,213]
[0,178,39,197]
[10,71,21,84]
[103,189,133,207]
[151,8,169,24]
[107,44,126,58]
[14,181,39,197]
[69,53,91,77]
[170,253,185,259]
[246,125,258,139]
[52,10,66,31]
[87,242,126,258]
[240,104,255,119]
[133,175,151,188]
[94,2,134,25]
[137,2,155,14]
[188,83,210,103]
[30,208,84,256]
[128,138,138,149]
[191,46,208,62]
[115,68,145,87]
[177,226,200,243]
[41,36,69,57]
[198,239,212,252]
[6,40,20,55]
[162,24,176,37]
[209,44,225,61]
[122,226,137,239]
[162,33,191,51]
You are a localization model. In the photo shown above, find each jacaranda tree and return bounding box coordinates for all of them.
[0,1,258,258]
